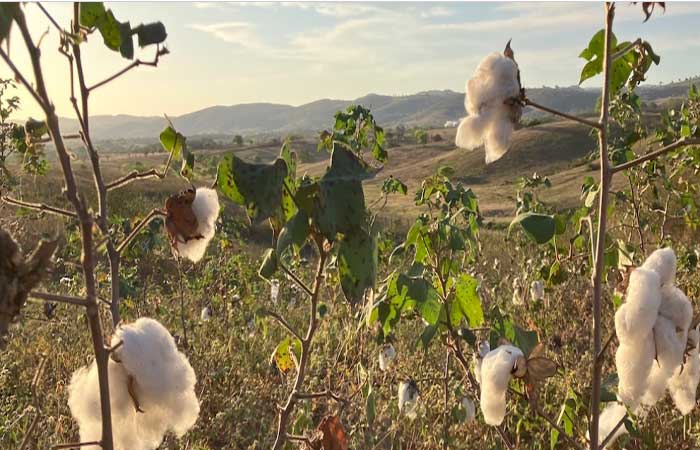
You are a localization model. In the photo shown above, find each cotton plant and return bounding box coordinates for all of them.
[165,187,220,263]
[455,42,522,164]
[398,379,420,420]
[614,248,698,414]
[479,345,524,425]
[378,343,396,371]
[68,318,199,450]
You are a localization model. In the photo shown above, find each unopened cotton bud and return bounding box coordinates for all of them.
[379,344,396,371]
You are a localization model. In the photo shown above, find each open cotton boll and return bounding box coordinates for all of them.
[640,247,676,287]
[379,344,396,371]
[512,277,524,306]
[480,345,523,425]
[616,268,662,341]
[456,52,521,164]
[200,306,212,322]
[658,285,693,333]
[270,279,280,303]
[668,327,700,415]
[530,280,544,301]
[589,402,627,449]
[174,188,220,263]
[398,380,420,419]
[616,337,655,408]
[462,396,476,422]
[641,316,687,406]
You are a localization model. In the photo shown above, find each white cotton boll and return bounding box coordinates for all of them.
[462,396,476,422]
[270,279,280,303]
[379,344,396,371]
[480,345,523,426]
[669,327,700,415]
[200,306,212,322]
[512,277,524,306]
[641,316,686,407]
[68,318,200,450]
[640,247,676,287]
[658,285,692,334]
[530,280,544,301]
[456,52,521,164]
[616,338,654,408]
[398,380,420,419]
[616,268,662,341]
[175,188,220,263]
[589,402,627,449]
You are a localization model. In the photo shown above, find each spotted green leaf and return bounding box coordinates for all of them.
[338,228,377,305]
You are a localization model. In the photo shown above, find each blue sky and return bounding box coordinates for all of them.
[4,1,700,119]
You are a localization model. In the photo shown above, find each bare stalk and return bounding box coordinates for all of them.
[272,244,328,450]
[8,7,115,449]
[29,291,89,307]
[611,137,700,173]
[260,308,303,342]
[522,97,602,130]
[588,4,615,449]
[106,149,174,190]
[1,196,76,218]
[115,208,166,254]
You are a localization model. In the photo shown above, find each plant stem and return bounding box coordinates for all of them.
[272,245,327,450]
[522,98,601,130]
[611,137,700,173]
[589,4,614,449]
[1,196,76,218]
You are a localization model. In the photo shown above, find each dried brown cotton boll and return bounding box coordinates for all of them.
[165,187,220,263]
[0,230,57,342]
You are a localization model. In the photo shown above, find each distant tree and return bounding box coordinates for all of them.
[233,135,244,146]
[395,124,406,142]
[414,129,428,145]
[432,133,443,142]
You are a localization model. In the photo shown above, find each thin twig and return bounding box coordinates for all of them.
[52,442,102,450]
[115,208,166,254]
[295,390,344,403]
[1,196,76,218]
[612,137,700,173]
[279,261,314,297]
[30,292,89,307]
[598,413,627,450]
[261,308,303,342]
[88,47,168,91]
[32,133,82,143]
[611,38,642,61]
[537,406,587,450]
[106,150,174,190]
[0,47,48,111]
[523,97,601,130]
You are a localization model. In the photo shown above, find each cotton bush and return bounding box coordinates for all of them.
[68,318,199,450]
[173,187,220,263]
[455,52,521,164]
[480,345,523,425]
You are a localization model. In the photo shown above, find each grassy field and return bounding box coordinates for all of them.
[2,119,700,450]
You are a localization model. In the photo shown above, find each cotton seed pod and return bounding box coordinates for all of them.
[398,380,420,419]
[530,280,544,302]
[461,396,476,422]
[200,306,212,322]
[270,279,280,303]
[165,187,220,263]
[379,344,396,371]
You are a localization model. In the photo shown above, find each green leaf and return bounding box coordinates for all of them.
[276,210,309,258]
[180,147,194,181]
[24,118,48,139]
[513,325,538,357]
[159,125,184,159]
[0,3,18,45]
[258,248,277,281]
[79,2,106,28]
[98,9,122,51]
[216,154,288,223]
[454,274,484,327]
[119,21,134,59]
[365,386,376,425]
[418,324,438,349]
[509,212,556,244]
[135,22,167,47]
[338,228,378,305]
[277,142,298,222]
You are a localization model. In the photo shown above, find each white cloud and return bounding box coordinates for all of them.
[188,21,263,50]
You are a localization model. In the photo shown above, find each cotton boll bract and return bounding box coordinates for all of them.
[168,188,220,263]
[398,380,420,419]
[480,345,523,426]
[69,318,200,450]
[455,52,521,164]
[379,344,396,371]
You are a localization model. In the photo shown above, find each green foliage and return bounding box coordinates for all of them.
[509,212,557,245]
[0,3,18,45]
[159,123,194,180]
[319,104,387,163]
[338,229,378,305]
[414,129,428,145]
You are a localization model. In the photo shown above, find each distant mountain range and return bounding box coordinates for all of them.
[59,77,700,140]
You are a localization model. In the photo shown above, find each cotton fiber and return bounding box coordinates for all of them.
[173,188,220,263]
[398,380,420,419]
[455,52,521,164]
[668,325,700,415]
[530,280,544,302]
[640,247,676,287]
[68,318,199,450]
[480,345,523,425]
[512,277,524,306]
[615,268,661,341]
[589,402,627,449]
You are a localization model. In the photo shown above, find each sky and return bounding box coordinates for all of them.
[3,1,700,120]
